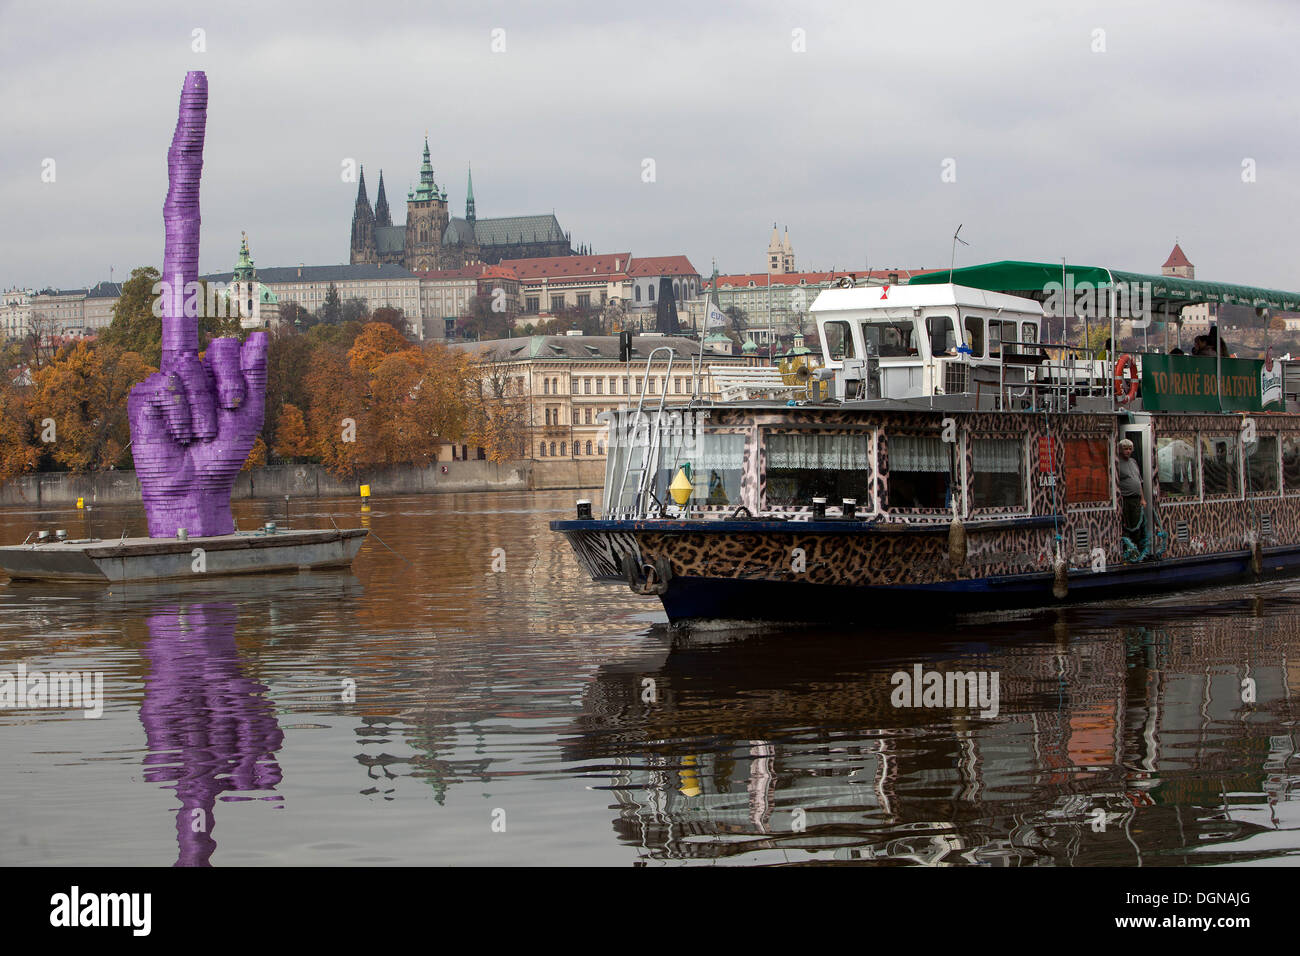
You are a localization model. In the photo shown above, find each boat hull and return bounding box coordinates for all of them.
[553,518,1300,624]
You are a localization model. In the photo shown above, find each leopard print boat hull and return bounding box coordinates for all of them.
[553,519,1300,624]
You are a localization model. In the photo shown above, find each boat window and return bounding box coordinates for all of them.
[1200,435,1239,497]
[1064,438,1110,504]
[1246,434,1279,493]
[1020,321,1037,346]
[926,316,957,356]
[1157,436,1198,499]
[964,315,984,357]
[888,435,954,509]
[824,320,854,360]
[1284,436,1300,491]
[765,432,872,508]
[863,322,915,358]
[686,432,745,507]
[989,320,1017,357]
[971,438,1026,509]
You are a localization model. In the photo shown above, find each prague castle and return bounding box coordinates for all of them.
[349,138,578,270]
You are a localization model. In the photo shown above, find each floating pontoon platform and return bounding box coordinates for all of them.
[0,528,368,583]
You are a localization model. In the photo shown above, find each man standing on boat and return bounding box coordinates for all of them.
[1117,438,1145,542]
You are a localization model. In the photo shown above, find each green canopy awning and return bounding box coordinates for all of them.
[909,260,1300,313]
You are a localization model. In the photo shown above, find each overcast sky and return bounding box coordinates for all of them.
[3,0,1298,292]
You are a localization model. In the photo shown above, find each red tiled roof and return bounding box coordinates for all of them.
[479,265,518,281]
[706,268,939,290]
[497,253,633,280]
[627,255,698,277]
[1163,243,1192,269]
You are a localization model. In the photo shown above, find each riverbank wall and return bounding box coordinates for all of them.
[0,459,604,507]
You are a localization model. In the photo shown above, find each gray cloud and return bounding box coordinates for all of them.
[2,0,1298,291]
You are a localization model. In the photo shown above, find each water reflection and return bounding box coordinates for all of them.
[2,494,1298,865]
[570,595,1300,865]
[139,603,284,866]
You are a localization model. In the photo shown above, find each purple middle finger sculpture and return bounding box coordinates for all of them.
[128,71,268,538]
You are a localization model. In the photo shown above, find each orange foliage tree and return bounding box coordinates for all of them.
[31,341,153,472]
[0,370,39,485]
[241,436,267,471]
[274,403,313,459]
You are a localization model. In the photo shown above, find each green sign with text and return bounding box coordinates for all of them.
[1140,354,1282,412]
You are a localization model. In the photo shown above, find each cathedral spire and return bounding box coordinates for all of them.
[350,165,376,264]
[374,170,391,227]
[413,136,440,202]
[354,166,371,212]
[466,164,476,222]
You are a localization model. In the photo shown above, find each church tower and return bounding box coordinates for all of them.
[466,164,476,223]
[767,223,782,274]
[1162,242,1194,279]
[374,170,392,228]
[349,166,376,265]
[404,137,450,271]
[782,226,795,273]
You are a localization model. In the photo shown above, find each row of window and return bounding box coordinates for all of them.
[539,440,606,457]
[545,406,617,426]
[1157,433,1300,499]
[540,376,690,395]
[823,316,1040,361]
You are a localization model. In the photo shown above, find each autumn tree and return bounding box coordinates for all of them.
[31,341,153,472]
[348,321,415,377]
[241,435,267,471]
[304,344,370,478]
[263,325,313,447]
[465,351,528,463]
[274,403,313,459]
[0,369,39,485]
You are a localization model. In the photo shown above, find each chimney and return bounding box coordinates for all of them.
[614,258,620,271]
[888,271,898,284]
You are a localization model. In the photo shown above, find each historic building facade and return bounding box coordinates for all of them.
[349,139,577,270]
[453,333,744,462]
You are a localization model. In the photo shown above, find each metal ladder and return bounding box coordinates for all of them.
[615,346,676,518]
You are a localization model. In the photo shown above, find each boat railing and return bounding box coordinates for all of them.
[991,335,1117,412]
[607,346,677,518]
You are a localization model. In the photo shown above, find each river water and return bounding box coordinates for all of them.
[0,490,1296,866]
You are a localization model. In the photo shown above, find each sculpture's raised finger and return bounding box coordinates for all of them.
[159,71,207,373]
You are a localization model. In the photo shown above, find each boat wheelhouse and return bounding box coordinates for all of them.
[553,270,1300,624]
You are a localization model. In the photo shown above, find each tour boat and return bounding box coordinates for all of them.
[552,263,1300,624]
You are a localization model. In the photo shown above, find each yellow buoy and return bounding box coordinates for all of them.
[360,483,371,512]
[669,467,693,506]
[76,497,84,510]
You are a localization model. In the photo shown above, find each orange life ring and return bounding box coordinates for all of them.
[1114,354,1138,404]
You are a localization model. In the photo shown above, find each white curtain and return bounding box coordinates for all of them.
[768,433,870,470]
[891,435,949,472]
[973,438,1022,474]
[695,433,745,471]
